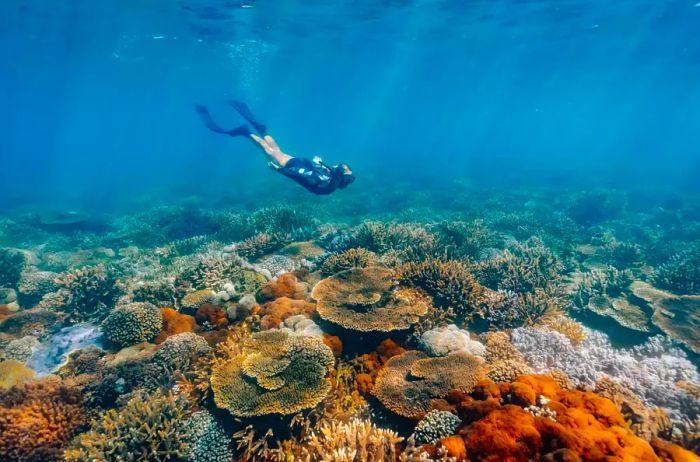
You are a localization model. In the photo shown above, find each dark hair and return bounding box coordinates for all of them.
[339,171,355,189]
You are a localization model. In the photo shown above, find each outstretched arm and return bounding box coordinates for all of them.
[249,134,292,167]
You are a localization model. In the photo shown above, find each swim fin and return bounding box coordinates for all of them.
[228,99,267,135]
[195,104,252,137]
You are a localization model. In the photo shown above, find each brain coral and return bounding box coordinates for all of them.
[211,329,335,417]
[311,267,430,332]
[101,302,163,347]
[372,350,483,419]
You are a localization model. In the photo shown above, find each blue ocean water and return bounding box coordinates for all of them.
[1,0,700,212]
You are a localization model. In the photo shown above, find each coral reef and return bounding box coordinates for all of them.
[4,335,40,362]
[413,410,462,445]
[154,308,195,344]
[0,376,87,461]
[258,296,316,329]
[398,259,483,320]
[211,329,335,416]
[195,303,228,328]
[419,324,486,358]
[0,248,25,289]
[259,272,307,300]
[372,350,483,418]
[183,410,233,462]
[653,245,700,295]
[312,267,431,332]
[0,308,60,338]
[321,247,378,276]
[65,391,191,462]
[181,288,216,310]
[511,327,700,427]
[0,360,35,389]
[236,232,289,260]
[43,264,121,323]
[101,302,163,347]
[304,417,403,461]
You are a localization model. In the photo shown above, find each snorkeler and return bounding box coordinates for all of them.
[195,101,355,195]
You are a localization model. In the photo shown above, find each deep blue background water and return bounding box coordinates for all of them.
[1,0,700,212]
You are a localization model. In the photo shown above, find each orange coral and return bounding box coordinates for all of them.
[650,438,700,462]
[258,297,316,329]
[454,374,689,462]
[154,308,195,344]
[0,377,86,461]
[195,303,228,328]
[260,273,307,301]
[322,334,343,357]
[438,436,467,460]
[376,338,406,361]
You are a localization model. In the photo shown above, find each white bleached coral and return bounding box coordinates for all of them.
[419,324,486,358]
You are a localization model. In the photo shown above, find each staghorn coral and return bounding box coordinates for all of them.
[653,245,700,295]
[303,417,403,462]
[596,232,643,268]
[543,315,586,345]
[248,204,314,235]
[432,220,500,260]
[349,221,437,259]
[182,410,234,462]
[475,237,565,294]
[211,329,335,417]
[236,232,289,261]
[64,391,191,462]
[413,410,462,445]
[372,351,483,419]
[258,296,317,329]
[321,248,378,276]
[481,287,563,329]
[419,324,486,358]
[45,264,121,323]
[0,248,25,289]
[0,376,87,462]
[101,301,163,347]
[398,259,483,320]
[312,267,431,332]
[154,308,195,344]
[259,272,307,300]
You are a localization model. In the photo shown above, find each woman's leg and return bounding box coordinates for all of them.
[249,134,292,166]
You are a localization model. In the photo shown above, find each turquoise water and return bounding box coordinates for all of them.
[2,0,700,211]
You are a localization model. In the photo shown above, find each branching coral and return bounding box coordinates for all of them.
[303,417,404,462]
[211,329,335,417]
[398,259,483,320]
[321,248,378,276]
[510,327,700,427]
[101,302,163,347]
[653,245,700,295]
[44,264,121,323]
[481,288,563,329]
[182,410,234,462]
[312,267,431,332]
[348,222,437,259]
[236,232,289,261]
[431,220,500,260]
[64,391,191,462]
[372,351,483,419]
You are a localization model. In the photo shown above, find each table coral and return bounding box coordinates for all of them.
[312,267,430,332]
[101,301,163,347]
[211,329,334,417]
[372,350,483,419]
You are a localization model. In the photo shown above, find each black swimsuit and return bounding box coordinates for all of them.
[278,158,344,195]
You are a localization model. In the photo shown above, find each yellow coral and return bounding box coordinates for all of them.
[181,289,216,309]
[372,351,483,419]
[211,329,335,417]
[544,315,586,345]
[303,418,403,462]
[311,267,430,332]
[0,360,35,389]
